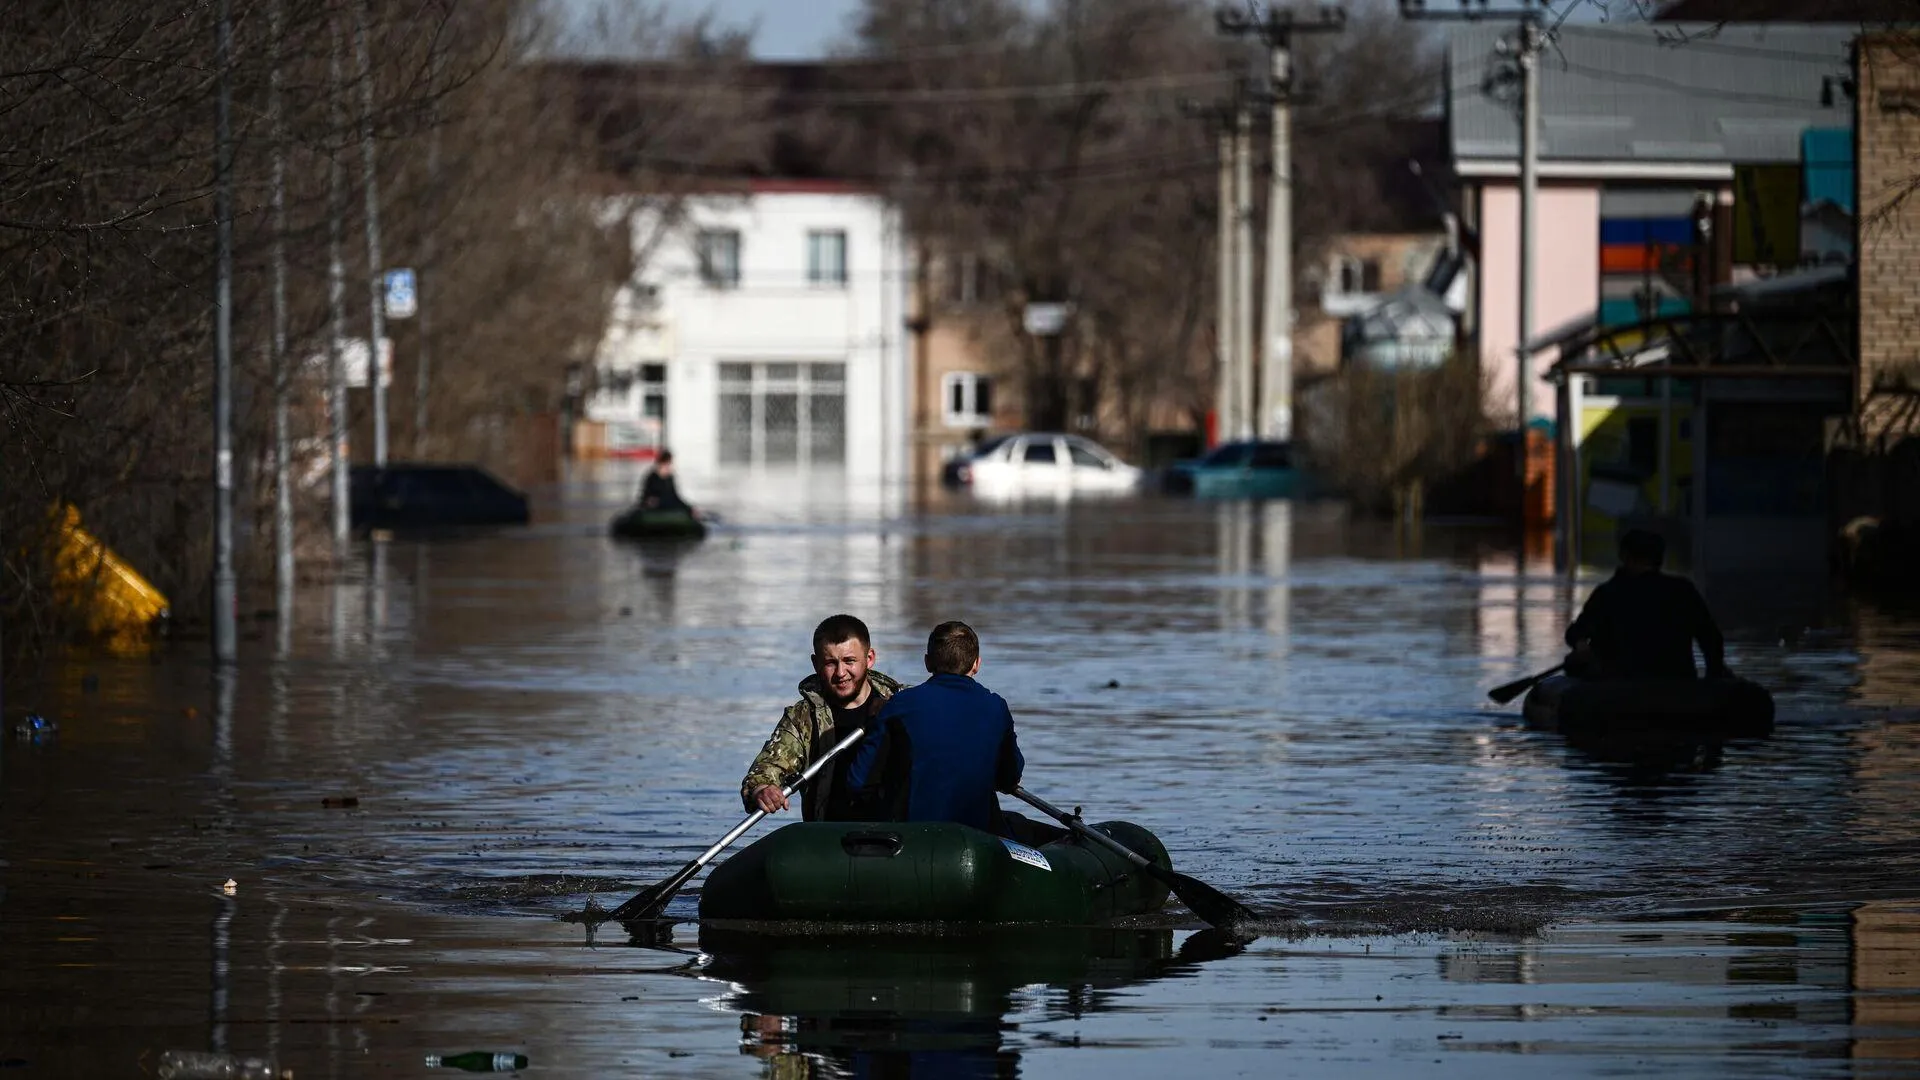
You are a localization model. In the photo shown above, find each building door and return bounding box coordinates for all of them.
[717,361,847,467]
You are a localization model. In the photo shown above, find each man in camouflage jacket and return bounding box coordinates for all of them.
[740,614,904,820]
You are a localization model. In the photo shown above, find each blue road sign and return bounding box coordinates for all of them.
[384,268,417,319]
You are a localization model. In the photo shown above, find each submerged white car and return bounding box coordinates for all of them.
[955,432,1143,496]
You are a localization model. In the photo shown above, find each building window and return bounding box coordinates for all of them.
[697,229,741,289]
[807,230,848,286]
[942,372,993,427]
[1329,254,1382,297]
[946,252,1000,306]
[717,361,846,467]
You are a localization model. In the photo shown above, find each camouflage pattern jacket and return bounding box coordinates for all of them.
[739,670,904,818]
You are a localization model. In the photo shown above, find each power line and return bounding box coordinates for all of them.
[1552,57,1841,107]
[579,68,1246,106]
[1561,22,1856,62]
[549,13,1242,69]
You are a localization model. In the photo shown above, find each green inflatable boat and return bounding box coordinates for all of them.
[608,505,706,541]
[698,820,1172,924]
[1522,673,1774,741]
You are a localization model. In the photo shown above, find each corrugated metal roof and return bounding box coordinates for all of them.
[1448,23,1855,170]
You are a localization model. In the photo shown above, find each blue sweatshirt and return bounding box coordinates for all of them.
[842,672,1025,833]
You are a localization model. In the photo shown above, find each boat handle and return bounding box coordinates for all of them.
[840,831,904,858]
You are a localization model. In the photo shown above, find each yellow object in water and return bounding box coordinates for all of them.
[51,505,170,654]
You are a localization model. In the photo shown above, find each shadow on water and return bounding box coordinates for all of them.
[689,925,1247,1078]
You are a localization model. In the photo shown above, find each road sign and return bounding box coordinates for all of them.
[384,268,417,320]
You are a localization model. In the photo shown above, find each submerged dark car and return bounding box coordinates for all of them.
[1162,441,1302,498]
[349,464,531,530]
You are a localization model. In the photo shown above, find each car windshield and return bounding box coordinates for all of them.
[970,435,1014,459]
[1199,443,1251,466]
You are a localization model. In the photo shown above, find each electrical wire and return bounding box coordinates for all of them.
[566,67,1246,106]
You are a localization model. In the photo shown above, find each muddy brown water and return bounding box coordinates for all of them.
[4,463,1919,1077]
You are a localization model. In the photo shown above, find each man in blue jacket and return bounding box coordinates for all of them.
[844,621,1025,834]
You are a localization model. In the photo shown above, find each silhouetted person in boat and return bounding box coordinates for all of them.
[637,450,693,515]
[1566,529,1731,681]
[845,621,1065,846]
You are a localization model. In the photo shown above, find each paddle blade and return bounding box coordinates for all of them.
[607,873,685,923]
[1488,664,1562,705]
[1487,677,1534,705]
[1155,865,1264,929]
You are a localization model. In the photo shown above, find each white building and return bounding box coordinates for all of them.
[589,182,911,491]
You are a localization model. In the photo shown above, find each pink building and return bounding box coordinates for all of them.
[1447,22,1854,429]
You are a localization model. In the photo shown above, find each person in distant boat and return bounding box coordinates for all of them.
[741,614,903,820]
[844,621,1062,844]
[638,450,693,515]
[1566,528,1731,681]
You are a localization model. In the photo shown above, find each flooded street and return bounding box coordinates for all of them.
[5,462,1920,1077]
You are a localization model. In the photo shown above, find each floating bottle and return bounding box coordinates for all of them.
[425,1052,528,1072]
[156,1049,289,1080]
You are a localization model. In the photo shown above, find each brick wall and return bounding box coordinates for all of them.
[1857,34,1920,420]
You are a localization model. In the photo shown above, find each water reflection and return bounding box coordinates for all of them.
[695,926,1245,1078]
[1433,903,1920,1066]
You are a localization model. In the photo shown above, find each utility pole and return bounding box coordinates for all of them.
[1216,121,1238,445]
[1218,4,1346,443]
[355,0,390,467]
[1517,15,1541,448]
[212,0,237,664]
[328,16,350,549]
[269,0,292,616]
[1397,0,1549,517]
[414,127,439,457]
[1182,93,1249,447]
[1232,105,1256,442]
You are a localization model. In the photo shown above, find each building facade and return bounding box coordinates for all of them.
[588,182,912,489]
[1449,22,1857,429]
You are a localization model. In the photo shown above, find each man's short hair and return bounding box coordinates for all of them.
[926,620,979,675]
[656,450,673,465]
[1619,528,1666,567]
[813,613,871,655]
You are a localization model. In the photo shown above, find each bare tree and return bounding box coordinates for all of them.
[0,0,721,659]
[838,0,1437,449]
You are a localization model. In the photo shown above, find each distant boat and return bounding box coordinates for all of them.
[1523,673,1775,743]
[609,505,707,542]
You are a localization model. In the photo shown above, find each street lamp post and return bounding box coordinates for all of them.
[1396,0,1550,522]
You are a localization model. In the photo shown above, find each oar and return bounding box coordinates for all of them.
[1488,663,1564,705]
[1012,786,1265,930]
[605,726,868,923]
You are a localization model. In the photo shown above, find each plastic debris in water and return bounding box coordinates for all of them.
[222,879,238,896]
[12,713,56,739]
[425,1051,530,1072]
[156,1049,290,1079]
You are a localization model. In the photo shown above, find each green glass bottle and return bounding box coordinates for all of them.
[424,1052,528,1072]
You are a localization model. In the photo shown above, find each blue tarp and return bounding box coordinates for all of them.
[1599,218,1696,246]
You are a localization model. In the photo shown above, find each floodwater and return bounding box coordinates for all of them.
[4,462,1920,1078]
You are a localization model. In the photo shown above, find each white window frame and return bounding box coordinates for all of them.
[807,229,848,287]
[942,371,993,428]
